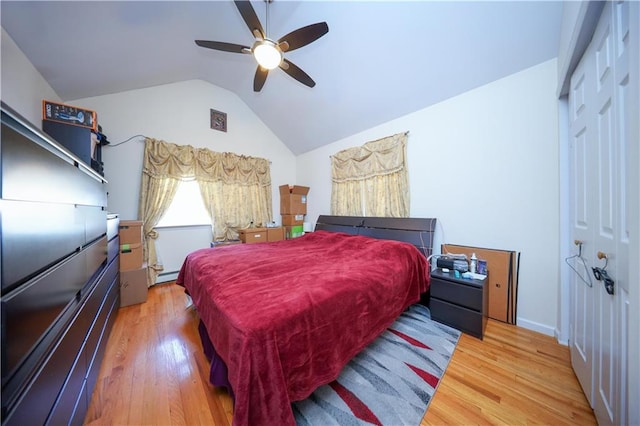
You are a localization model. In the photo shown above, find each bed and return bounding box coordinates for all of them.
[176,215,436,425]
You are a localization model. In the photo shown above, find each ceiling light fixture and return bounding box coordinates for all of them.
[195,0,328,92]
[252,39,282,70]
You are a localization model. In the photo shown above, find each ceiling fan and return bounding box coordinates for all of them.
[195,0,328,92]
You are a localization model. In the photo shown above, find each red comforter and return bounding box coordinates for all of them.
[176,230,429,425]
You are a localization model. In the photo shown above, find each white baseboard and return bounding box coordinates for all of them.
[516,316,556,338]
[156,271,179,284]
[554,329,569,346]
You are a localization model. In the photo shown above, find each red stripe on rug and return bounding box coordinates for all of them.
[406,363,440,388]
[388,328,432,350]
[329,381,382,426]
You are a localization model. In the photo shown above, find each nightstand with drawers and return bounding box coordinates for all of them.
[430,269,488,339]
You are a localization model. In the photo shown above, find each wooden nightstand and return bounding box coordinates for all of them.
[430,269,488,339]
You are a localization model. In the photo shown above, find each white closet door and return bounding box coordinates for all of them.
[592,4,620,423]
[568,30,595,406]
[568,2,637,425]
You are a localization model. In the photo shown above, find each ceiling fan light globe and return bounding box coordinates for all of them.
[253,41,282,70]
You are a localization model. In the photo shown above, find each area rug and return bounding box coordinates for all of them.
[292,304,461,426]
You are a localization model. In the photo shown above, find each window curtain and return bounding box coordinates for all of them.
[139,138,272,286]
[330,132,409,217]
[196,152,272,241]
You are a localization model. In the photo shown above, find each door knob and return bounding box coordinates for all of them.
[593,251,614,295]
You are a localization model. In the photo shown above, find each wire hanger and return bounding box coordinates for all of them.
[565,240,592,287]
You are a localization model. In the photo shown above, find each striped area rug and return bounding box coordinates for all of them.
[293,304,461,426]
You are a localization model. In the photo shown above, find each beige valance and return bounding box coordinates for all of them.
[331,132,408,182]
[139,137,273,286]
[143,138,271,186]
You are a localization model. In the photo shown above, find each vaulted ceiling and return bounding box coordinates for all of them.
[1,1,563,154]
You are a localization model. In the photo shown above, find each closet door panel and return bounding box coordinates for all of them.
[569,42,596,405]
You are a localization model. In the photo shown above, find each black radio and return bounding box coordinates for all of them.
[436,256,469,272]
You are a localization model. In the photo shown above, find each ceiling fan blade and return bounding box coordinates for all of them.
[195,40,251,54]
[254,66,269,92]
[278,22,328,52]
[279,59,315,88]
[234,0,265,39]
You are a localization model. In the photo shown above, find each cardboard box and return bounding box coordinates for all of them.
[281,214,305,226]
[120,265,148,307]
[279,185,309,215]
[120,242,143,271]
[267,227,284,242]
[442,244,519,324]
[42,100,97,130]
[239,227,267,244]
[284,225,304,239]
[119,220,143,244]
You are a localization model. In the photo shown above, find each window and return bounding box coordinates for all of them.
[331,132,409,217]
[156,179,211,227]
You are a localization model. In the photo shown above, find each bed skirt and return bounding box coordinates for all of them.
[198,320,235,400]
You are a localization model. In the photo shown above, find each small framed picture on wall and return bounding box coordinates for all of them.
[210,109,227,132]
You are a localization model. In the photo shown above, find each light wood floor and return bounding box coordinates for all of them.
[84,283,595,425]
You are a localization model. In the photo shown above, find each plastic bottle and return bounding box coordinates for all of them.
[470,253,477,274]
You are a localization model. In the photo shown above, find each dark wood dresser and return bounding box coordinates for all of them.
[1,102,119,425]
[430,268,488,339]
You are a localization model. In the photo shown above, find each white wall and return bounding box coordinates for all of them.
[1,27,61,125]
[2,29,562,333]
[297,59,560,335]
[70,79,296,275]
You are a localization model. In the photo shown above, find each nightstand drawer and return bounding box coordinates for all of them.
[431,298,485,339]
[431,277,483,311]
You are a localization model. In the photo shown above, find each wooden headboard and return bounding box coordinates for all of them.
[314,215,437,258]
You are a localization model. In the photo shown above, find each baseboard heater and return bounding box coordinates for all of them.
[156,271,179,284]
